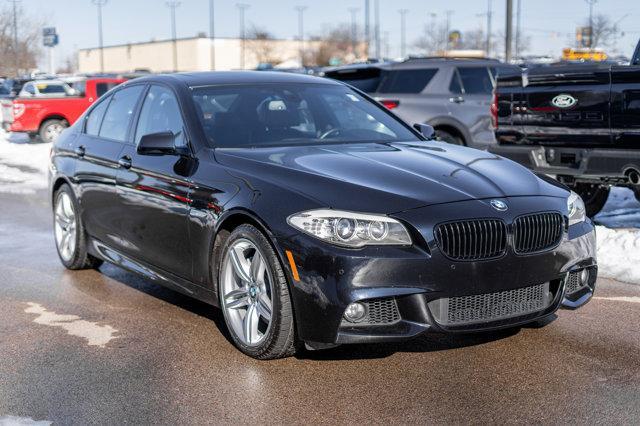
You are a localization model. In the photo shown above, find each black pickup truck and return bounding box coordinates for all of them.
[490,41,640,216]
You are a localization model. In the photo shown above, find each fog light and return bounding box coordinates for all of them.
[580,268,589,284]
[343,302,367,323]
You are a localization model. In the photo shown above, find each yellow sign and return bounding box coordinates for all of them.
[562,48,607,62]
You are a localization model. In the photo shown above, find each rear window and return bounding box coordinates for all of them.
[457,67,493,94]
[377,69,438,94]
[325,67,383,93]
[38,84,67,94]
[96,82,119,98]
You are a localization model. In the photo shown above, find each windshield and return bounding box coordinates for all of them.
[191,83,420,147]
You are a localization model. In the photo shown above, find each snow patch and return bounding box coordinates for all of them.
[24,302,119,348]
[0,416,51,426]
[0,130,51,194]
[593,296,640,304]
[595,226,640,285]
[595,187,640,228]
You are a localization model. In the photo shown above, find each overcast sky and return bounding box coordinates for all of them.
[16,0,640,69]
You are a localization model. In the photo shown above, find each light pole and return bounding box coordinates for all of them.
[349,7,359,58]
[166,1,181,72]
[92,0,108,74]
[398,9,408,58]
[585,0,597,48]
[505,0,513,62]
[294,6,307,67]
[7,0,20,76]
[236,3,250,69]
[515,0,521,58]
[445,10,453,51]
[374,0,380,59]
[364,0,370,58]
[209,0,215,70]
[486,0,492,56]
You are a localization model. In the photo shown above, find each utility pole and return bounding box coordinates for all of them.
[209,0,215,70]
[585,0,597,48]
[486,0,492,56]
[166,1,181,72]
[364,0,370,58]
[445,10,453,51]
[349,8,359,59]
[236,3,250,69]
[515,0,521,58]
[374,0,380,59]
[505,0,513,62]
[8,0,20,76]
[92,0,108,74]
[398,9,408,58]
[294,6,307,67]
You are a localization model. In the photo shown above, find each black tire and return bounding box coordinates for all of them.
[217,224,299,359]
[572,183,610,217]
[435,129,464,145]
[53,184,103,270]
[39,119,68,143]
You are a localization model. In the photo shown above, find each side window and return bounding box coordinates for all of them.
[99,85,144,142]
[85,95,112,136]
[134,85,186,147]
[377,69,438,94]
[449,69,463,94]
[23,83,35,95]
[457,67,494,95]
[96,82,118,98]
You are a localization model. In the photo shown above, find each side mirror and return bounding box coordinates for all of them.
[413,123,435,139]
[137,131,188,156]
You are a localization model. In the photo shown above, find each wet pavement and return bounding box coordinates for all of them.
[1,190,639,424]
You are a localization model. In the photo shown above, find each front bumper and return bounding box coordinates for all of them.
[488,144,640,183]
[275,196,597,346]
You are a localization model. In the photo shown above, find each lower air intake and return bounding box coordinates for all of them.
[428,282,552,326]
[341,298,401,326]
[565,271,586,295]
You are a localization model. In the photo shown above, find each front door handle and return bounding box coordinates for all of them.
[118,155,132,169]
[449,96,465,104]
[74,145,86,157]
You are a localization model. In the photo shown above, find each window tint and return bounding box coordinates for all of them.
[96,82,118,98]
[457,67,493,94]
[191,83,419,147]
[85,96,111,136]
[449,71,462,94]
[39,84,67,94]
[325,67,383,93]
[99,85,144,142]
[378,69,438,94]
[23,83,35,95]
[135,85,186,147]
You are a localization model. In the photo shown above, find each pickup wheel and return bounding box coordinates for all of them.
[573,183,610,217]
[40,119,68,143]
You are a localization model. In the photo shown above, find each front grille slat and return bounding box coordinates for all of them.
[428,282,553,326]
[435,219,507,261]
[513,212,563,254]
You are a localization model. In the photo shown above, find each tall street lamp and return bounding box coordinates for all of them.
[294,6,307,67]
[236,3,250,69]
[166,0,181,72]
[92,0,108,74]
[398,9,408,58]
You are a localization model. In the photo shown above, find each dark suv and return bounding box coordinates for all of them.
[324,59,519,149]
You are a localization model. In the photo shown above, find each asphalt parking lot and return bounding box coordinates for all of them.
[1,189,639,425]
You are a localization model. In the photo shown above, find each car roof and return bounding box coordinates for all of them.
[27,80,68,85]
[132,71,342,88]
[384,58,511,70]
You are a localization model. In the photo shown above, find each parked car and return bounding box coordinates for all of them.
[324,58,520,149]
[18,80,77,98]
[50,71,596,359]
[490,39,640,216]
[3,77,125,142]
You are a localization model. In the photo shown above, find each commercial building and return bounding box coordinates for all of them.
[77,36,323,73]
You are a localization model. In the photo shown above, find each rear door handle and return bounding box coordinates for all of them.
[74,145,85,157]
[449,96,465,104]
[118,155,132,169]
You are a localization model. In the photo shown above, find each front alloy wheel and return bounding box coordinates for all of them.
[218,224,298,359]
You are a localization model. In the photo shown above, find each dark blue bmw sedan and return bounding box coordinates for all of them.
[49,71,597,359]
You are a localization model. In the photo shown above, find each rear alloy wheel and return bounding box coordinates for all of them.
[573,183,610,217]
[53,184,103,270]
[40,119,68,143]
[435,129,464,145]
[218,224,298,359]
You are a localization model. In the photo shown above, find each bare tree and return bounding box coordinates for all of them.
[309,24,359,66]
[589,14,621,48]
[414,22,448,55]
[0,4,42,76]
[246,25,278,65]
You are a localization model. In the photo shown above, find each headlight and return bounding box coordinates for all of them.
[287,209,412,248]
[567,191,586,226]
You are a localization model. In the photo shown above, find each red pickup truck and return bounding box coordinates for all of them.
[1,77,125,142]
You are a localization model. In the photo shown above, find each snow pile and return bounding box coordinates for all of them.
[596,225,640,285]
[595,187,640,228]
[0,129,51,194]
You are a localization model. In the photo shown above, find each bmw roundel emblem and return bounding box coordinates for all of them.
[490,200,508,211]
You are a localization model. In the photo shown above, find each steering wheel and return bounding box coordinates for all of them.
[319,128,342,140]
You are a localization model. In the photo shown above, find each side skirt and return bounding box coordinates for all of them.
[88,237,219,307]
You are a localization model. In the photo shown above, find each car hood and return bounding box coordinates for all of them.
[215,141,568,214]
